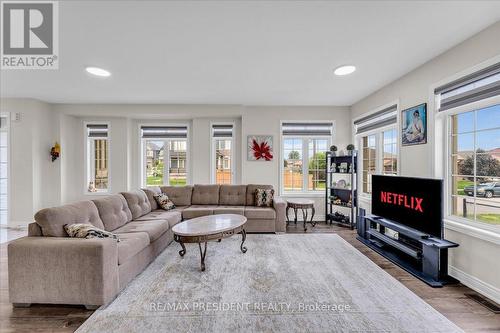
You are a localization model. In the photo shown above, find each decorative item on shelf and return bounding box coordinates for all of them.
[347,194,352,208]
[331,211,350,224]
[247,135,273,161]
[50,142,60,162]
[336,179,346,189]
[329,145,337,156]
[348,164,353,173]
[339,162,348,173]
[330,163,337,173]
[346,144,355,155]
[88,181,97,193]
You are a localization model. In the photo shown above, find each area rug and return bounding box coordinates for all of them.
[76,234,463,333]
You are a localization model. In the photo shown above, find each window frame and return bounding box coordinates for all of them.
[210,121,235,185]
[84,121,111,195]
[440,95,500,233]
[0,112,10,225]
[280,121,333,196]
[139,122,190,187]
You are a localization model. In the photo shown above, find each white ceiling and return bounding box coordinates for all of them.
[1,1,500,106]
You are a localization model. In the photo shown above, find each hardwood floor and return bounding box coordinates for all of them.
[0,223,499,332]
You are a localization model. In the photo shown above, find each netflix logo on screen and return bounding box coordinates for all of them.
[380,192,423,212]
[371,175,443,238]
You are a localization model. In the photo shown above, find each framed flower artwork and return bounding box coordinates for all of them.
[247,135,273,161]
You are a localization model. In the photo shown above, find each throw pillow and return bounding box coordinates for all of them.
[154,193,176,211]
[255,188,274,207]
[64,223,120,242]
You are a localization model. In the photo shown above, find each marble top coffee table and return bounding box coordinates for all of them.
[171,214,247,271]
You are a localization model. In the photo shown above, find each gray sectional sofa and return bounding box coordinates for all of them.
[8,184,286,308]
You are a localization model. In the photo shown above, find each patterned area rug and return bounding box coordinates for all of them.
[76,234,462,333]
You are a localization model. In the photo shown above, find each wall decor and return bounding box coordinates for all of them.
[247,135,273,161]
[50,142,60,162]
[402,103,427,146]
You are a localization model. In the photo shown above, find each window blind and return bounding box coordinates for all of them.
[212,124,233,138]
[87,124,108,138]
[354,104,397,134]
[435,62,500,112]
[282,122,333,136]
[141,126,188,139]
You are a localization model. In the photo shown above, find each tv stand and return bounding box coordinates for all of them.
[357,209,459,287]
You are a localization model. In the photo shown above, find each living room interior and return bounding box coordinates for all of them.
[0,1,499,332]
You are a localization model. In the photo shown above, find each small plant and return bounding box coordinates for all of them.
[330,145,337,152]
[346,144,355,151]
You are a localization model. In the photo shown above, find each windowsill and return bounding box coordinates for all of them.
[444,216,500,245]
[84,191,110,196]
[280,192,325,198]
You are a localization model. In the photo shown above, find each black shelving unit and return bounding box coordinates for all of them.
[325,151,358,229]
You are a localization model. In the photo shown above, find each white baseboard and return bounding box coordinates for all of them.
[449,265,500,305]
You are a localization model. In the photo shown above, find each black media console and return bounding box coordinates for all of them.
[357,208,459,287]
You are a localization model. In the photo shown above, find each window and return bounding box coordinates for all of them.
[362,135,376,193]
[86,124,109,193]
[212,124,233,184]
[281,122,332,193]
[435,61,500,227]
[383,128,398,175]
[355,104,399,194]
[449,104,500,226]
[141,125,188,186]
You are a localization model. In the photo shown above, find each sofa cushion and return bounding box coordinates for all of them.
[34,201,105,237]
[135,210,182,226]
[219,185,247,206]
[191,185,220,205]
[120,190,151,219]
[113,220,169,242]
[213,206,245,215]
[142,187,161,210]
[92,194,132,231]
[244,207,276,220]
[116,232,150,265]
[246,184,274,206]
[160,186,193,206]
[182,205,214,220]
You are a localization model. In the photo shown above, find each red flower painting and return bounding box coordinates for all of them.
[249,136,273,161]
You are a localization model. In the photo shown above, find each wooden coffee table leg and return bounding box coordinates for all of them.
[240,229,247,253]
[198,242,207,271]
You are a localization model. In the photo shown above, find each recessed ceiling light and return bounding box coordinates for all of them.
[334,65,356,76]
[85,66,111,77]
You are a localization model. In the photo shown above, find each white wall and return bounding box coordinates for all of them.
[1,102,350,223]
[351,22,500,303]
[0,99,60,224]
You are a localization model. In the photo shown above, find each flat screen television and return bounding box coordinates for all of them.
[371,175,443,238]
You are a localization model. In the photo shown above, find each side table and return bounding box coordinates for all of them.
[286,199,315,232]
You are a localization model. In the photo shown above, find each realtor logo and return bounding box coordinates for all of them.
[1,1,58,69]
